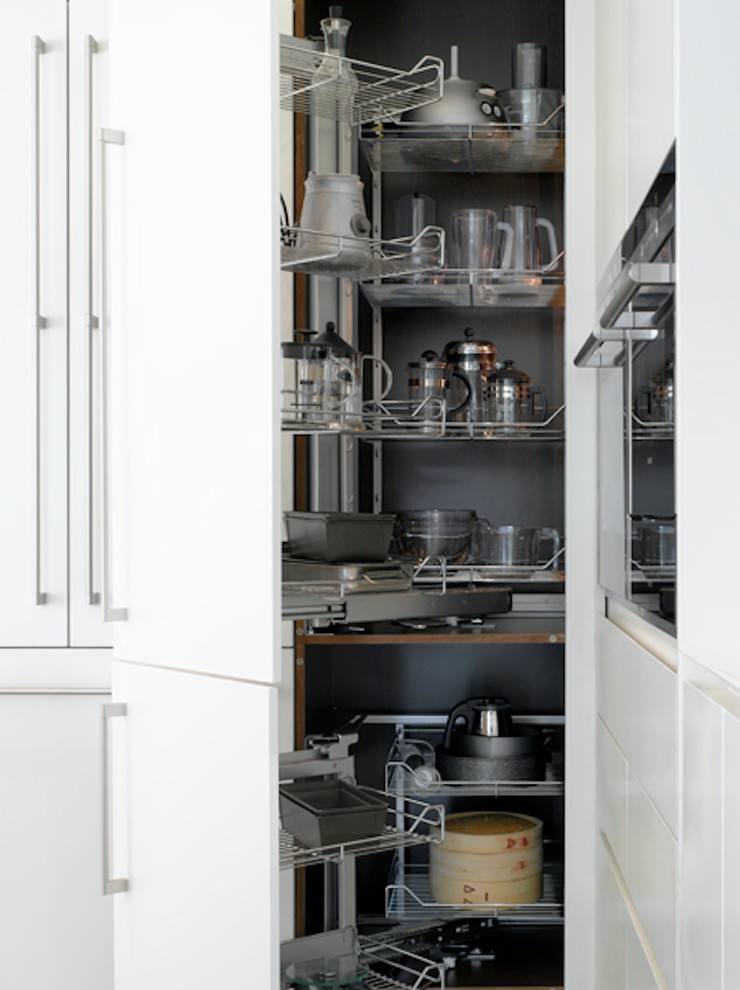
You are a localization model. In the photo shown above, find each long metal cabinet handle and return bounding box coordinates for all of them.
[32,37,47,605]
[98,128,128,622]
[85,37,100,605]
[102,702,128,894]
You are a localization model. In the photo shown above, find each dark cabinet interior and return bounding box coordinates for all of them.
[289,2,567,985]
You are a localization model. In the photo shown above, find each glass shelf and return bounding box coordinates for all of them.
[361,271,564,309]
[361,121,565,173]
[280,42,444,126]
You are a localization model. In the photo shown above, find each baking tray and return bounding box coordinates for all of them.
[285,512,396,563]
[280,780,388,847]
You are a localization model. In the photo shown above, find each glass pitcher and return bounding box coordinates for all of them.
[502,205,559,274]
[313,322,392,430]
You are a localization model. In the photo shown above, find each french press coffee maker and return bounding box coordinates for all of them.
[282,323,392,431]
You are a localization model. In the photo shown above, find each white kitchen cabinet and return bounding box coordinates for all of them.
[0,0,111,648]
[593,0,627,273]
[676,0,740,683]
[626,0,675,220]
[0,691,113,990]
[110,659,279,990]
[106,0,279,682]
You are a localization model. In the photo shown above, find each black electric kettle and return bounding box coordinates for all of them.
[443,697,513,752]
[436,696,546,781]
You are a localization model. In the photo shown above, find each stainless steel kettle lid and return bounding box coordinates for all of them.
[313,321,357,357]
[443,327,497,360]
[488,358,531,383]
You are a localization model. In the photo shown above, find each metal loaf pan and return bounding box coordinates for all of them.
[279,779,388,847]
[285,511,396,563]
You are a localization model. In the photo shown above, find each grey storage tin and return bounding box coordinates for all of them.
[284,511,396,562]
[279,779,388,847]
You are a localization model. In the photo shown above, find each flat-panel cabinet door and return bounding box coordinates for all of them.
[69,0,112,646]
[0,691,113,990]
[106,0,279,681]
[110,660,279,990]
[0,2,67,645]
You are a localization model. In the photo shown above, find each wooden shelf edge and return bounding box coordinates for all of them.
[299,632,565,646]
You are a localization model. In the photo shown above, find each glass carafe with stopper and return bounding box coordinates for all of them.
[311,6,358,123]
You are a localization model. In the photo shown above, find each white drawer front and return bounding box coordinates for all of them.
[681,682,723,989]
[626,772,677,988]
[597,717,628,872]
[597,616,677,832]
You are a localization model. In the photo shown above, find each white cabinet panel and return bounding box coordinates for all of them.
[597,616,677,832]
[0,1,67,645]
[626,772,677,988]
[724,712,740,990]
[626,923,663,990]
[68,0,112,646]
[626,0,675,218]
[107,0,280,682]
[0,692,113,990]
[594,0,627,271]
[111,660,278,990]
[676,3,740,682]
[596,837,628,989]
[681,682,723,989]
[597,717,628,872]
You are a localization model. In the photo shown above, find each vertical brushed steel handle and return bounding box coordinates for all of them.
[99,128,128,622]
[102,702,128,894]
[85,36,101,606]
[32,36,47,605]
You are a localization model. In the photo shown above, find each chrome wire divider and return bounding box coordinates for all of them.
[410,544,565,587]
[280,225,445,281]
[281,401,565,441]
[358,934,446,990]
[280,45,443,125]
[629,559,676,583]
[385,858,564,922]
[630,410,674,441]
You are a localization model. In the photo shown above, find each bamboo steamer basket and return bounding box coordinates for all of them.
[430,811,543,907]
